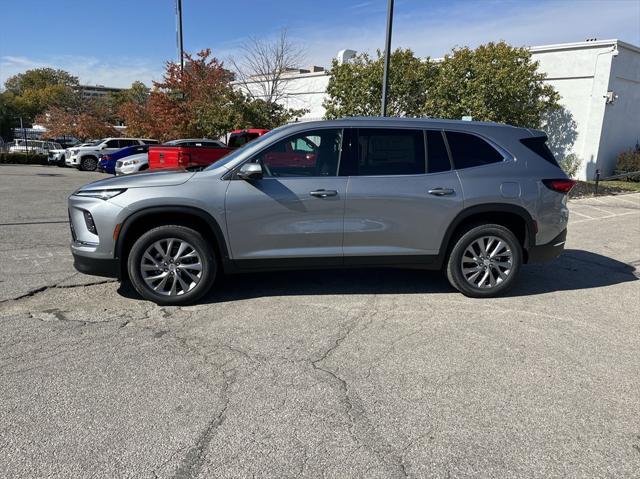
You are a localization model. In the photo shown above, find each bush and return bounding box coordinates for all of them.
[0,152,49,165]
[614,143,640,181]
[559,153,581,178]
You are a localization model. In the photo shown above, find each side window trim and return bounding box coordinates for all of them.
[425,129,455,174]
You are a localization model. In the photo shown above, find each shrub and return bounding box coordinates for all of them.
[0,153,49,165]
[559,153,581,178]
[614,143,640,181]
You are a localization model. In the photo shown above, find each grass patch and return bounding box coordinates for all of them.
[570,180,640,198]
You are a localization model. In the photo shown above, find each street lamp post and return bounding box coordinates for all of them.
[381,0,394,117]
[176,0,184,72]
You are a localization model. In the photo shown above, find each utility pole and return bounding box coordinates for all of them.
[176,0,184,72]
[381,0,394,116]
[19,117,28,153]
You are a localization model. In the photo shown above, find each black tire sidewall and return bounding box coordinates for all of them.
[81,156,97,171]
[127,225,216,305]
[447,224,522,298]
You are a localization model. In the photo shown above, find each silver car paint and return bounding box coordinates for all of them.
[68,117,569,268]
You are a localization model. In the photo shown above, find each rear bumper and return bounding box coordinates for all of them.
[527,229,567,263]
[72,252,119,278]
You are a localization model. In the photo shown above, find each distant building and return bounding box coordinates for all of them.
[76,84,124,100]
[239,39,640,180]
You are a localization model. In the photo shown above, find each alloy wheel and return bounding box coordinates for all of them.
[460,236,513,289]
[140,238,203,296]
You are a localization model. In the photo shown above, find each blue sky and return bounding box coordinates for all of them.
[1,0,639,88]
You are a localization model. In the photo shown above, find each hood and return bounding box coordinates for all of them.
[81,169,195,190]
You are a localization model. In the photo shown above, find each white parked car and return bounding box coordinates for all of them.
[115,151,149,175]
[10,139,62,155]
[65,137,158,171]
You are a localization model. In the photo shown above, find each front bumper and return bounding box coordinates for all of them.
[527,229,567,263]
[72,252,119,278]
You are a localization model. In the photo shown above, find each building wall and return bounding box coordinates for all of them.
[240,40,640,180]
[597,44,640,178]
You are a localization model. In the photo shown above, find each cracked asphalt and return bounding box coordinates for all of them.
[1,165,639,478]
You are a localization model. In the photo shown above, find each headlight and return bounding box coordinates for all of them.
[123,159,140,166]
[74,189,127,200]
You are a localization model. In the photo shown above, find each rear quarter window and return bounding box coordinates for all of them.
[445,131,504,169]
[520,136,559,167]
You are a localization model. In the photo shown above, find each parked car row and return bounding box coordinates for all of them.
[63,129,270,176]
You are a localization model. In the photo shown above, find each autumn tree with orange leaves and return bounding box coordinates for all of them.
[120,49,245,141]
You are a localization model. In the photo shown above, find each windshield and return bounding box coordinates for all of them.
[204,128,281,171]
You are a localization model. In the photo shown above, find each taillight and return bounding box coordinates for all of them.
[542,179,577,194]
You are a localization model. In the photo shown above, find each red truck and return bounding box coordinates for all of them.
[148,130,270,171]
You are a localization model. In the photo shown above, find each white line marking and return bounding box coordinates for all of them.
[570,210,640,224]
[569,210,595,219]
[598,196,640,207]
[579,204,615,215]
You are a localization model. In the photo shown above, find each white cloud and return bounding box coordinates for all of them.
[291,0,640,67]
[0,54,164,89]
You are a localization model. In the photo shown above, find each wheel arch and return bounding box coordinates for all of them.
[115,206,230,279]
[440,203,536,265]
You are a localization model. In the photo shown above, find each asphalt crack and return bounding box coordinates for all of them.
[171,368,236,479]
[0,275,118,304]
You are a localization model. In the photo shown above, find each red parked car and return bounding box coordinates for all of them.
[149,130,270,171]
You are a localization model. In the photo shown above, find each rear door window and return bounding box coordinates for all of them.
[105,139,120,148]
[445,131,504,169]
[426,130,451,173]
[354,129,425,176]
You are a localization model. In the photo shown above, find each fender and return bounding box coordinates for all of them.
[439,203,536,257]
[115,205,230,263]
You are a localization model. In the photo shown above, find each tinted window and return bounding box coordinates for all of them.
[520,136,559,167]
[142,139,159,144]
[445,131,504,169]
[250,129,342,177]
[356,129,425,176]
[105,140,120,148]
[121,139,140,147]
[426,130,451,173]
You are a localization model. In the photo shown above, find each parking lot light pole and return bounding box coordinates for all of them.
[381,0,394,117]
[176,0,184,73]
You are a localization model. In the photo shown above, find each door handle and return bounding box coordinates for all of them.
[428,188,455,196]
[309,189,338,198]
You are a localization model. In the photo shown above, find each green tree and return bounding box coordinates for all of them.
[323,48,436,119]
[3,68,80,123]
[423,42,559,128]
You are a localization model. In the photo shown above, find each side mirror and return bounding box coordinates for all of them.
[237,162,263,180]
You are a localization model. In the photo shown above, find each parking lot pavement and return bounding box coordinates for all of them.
[1,165,639,478]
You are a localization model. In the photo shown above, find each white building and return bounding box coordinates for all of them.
[242,39,640,180]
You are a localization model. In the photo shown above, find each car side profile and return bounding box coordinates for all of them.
[66,138,159,171]
[68,118,574,305]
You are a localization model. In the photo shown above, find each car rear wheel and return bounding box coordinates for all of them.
[446,224,522,298]
[80,156,98,171]
[127,225,216,305]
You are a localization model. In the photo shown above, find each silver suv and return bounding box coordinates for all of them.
[68,118,574,305]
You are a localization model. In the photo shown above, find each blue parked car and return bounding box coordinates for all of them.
[98,145,150,174]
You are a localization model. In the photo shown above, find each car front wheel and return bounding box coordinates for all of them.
[446,224,522,298]
[80,156,98,171]
[127,225,216,305]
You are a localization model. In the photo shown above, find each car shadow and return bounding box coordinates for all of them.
[116,249,637,303]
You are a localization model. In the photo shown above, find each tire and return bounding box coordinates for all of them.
[127,225,216,305]
[57,155,66,167]
[446,224,522,298]
[79,156,98,171]
[139,164,149,171]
